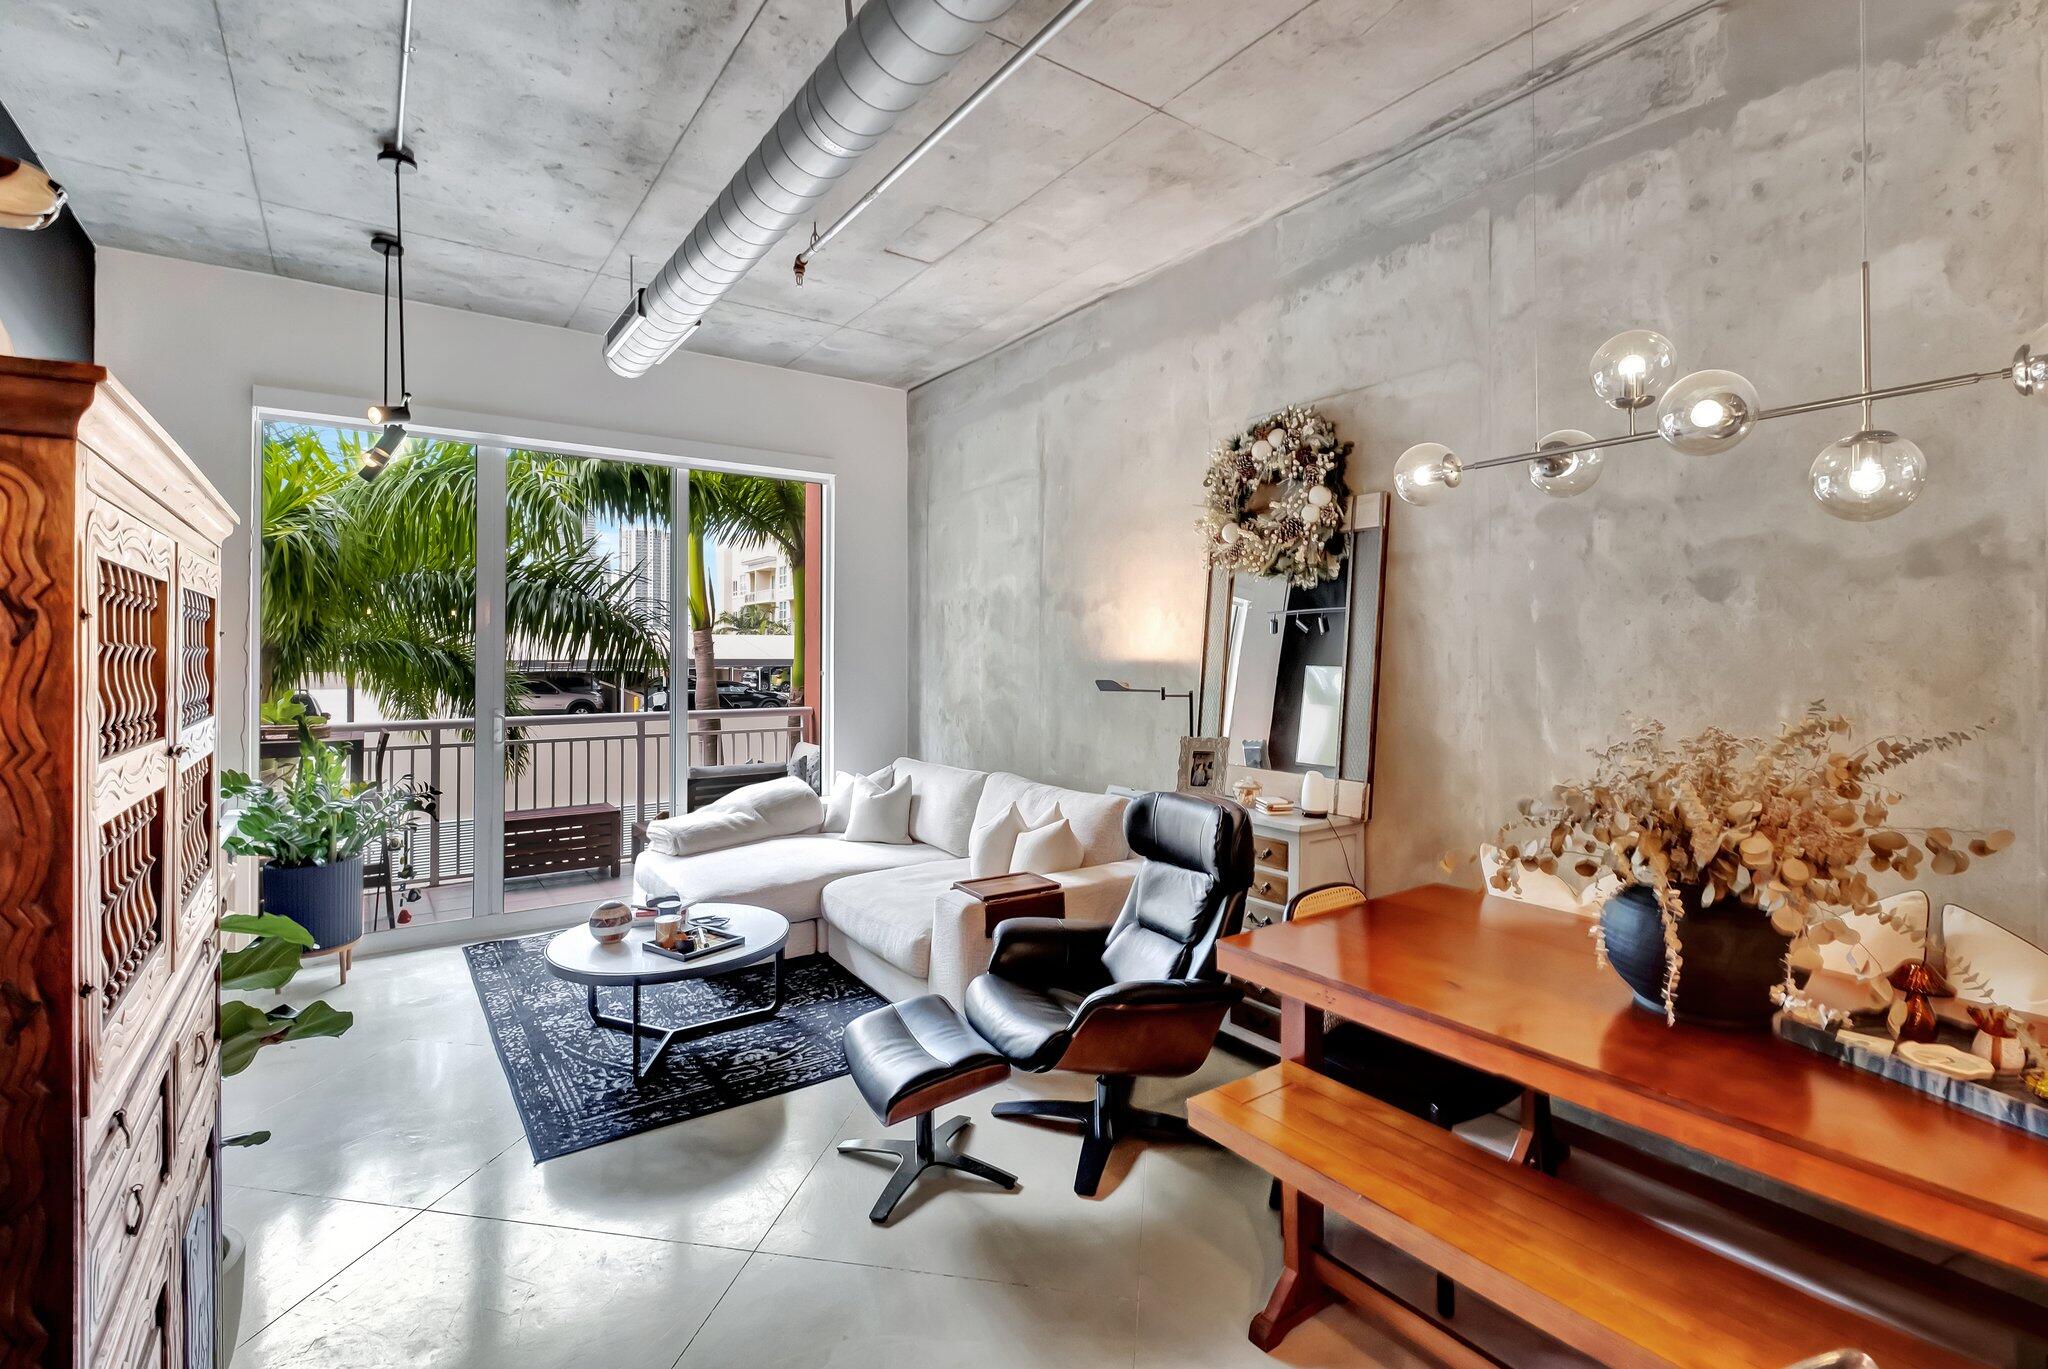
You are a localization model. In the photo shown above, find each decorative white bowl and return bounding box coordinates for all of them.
[589,899,634,944]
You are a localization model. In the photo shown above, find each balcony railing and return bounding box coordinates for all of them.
[308,707,812,890]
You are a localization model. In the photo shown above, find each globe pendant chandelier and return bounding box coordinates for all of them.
[1394,259,2048,520]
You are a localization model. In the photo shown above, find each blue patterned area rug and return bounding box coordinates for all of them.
[464,934,887,1162]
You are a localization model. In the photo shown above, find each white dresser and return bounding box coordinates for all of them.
[1229,808,1364,1044]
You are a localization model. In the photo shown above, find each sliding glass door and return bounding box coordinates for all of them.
[256,416,825,940]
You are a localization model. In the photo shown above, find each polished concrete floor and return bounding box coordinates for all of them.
[222,940,1425,1368]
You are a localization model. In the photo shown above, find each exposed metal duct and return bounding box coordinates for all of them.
[605,0,1022,377]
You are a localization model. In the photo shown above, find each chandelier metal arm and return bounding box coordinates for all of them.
[1460,363,2011,477]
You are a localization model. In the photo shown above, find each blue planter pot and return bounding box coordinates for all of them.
[260,856,363,951]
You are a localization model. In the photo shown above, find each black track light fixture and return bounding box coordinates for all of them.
[363,144,418,478]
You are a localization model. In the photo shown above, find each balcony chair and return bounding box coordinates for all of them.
[963,790,1251,1196]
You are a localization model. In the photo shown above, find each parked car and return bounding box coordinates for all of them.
[644,677,788,709]
[518,677,604,714]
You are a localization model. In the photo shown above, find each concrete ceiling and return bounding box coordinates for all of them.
[2,0,1681,388]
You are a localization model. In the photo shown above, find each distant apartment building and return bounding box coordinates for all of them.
[718,542,794,627]
[586,513,673,625]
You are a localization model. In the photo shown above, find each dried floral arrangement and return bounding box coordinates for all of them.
[1476,703,2012,1023]
[1199,405,1352,586]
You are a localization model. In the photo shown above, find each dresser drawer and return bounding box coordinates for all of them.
[85,1049,175,1352]
[168,967,217,1156]
[1251,834,1291,872]
[92,1216,176,1369]
[1250,868,1290,906]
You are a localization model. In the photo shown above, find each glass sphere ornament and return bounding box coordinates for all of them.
[1394,443,1462,506]
[1589,330,1677,410]
[2011,324,2048,395]
[1529,430,1603,498]
[1809,428,1926,521]
[1656,369,1759,456]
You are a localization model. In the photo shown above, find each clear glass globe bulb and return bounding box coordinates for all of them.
[1589,329,1677,410]
[1529,430,1603,498]
[1656,369,1759,456]
[1393,443,1462,506]
[1809,429,1926,521]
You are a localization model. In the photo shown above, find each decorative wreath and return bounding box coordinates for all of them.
[1198,405,1352,586]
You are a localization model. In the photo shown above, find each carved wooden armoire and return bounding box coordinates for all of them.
[0,357,234,1369]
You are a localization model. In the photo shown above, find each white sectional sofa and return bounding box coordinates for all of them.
[631,758,1140,1003]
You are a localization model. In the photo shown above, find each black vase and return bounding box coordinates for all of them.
[260,855,364,951]
[1598,883,1790,1029]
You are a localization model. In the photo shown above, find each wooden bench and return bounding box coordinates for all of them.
[1190,1062,1976,1369]
[504,803,621,881]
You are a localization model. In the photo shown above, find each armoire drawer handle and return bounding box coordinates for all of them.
[122,1184,144,1235]
[110,1108,131,1145]
[192,1032,210,1068]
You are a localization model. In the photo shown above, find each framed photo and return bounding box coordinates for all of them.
[1177,736,1228,797]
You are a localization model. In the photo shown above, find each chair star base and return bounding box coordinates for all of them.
[839,1114,1018,1224]
[993,1075,1202,1196]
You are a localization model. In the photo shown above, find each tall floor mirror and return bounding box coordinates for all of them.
[1198,494,1387,816]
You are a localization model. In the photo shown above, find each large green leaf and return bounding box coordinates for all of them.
[278,1000,353,1044]
[220,935,306,992]
[219,999,290,1076]
[220,912,315,947]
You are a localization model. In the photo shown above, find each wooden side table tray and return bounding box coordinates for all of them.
[952,872,1064,934]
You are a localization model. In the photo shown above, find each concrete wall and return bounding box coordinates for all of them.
[0,97,93,361]
[908,0,2048,946]
[94,249,911,782]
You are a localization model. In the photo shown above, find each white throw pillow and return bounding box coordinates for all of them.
[823,766,891,834]
[844,774,914,844]
[968,803,1027,879]
[1011,815,1082,876]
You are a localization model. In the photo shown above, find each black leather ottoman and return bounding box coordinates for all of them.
[838,995,1018,1224]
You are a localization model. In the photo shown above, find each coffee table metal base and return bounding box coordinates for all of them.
[584,950,785,1083]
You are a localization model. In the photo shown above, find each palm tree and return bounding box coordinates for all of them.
[713,604,780,633]
[260,427,666,719]
[714,477,810,704]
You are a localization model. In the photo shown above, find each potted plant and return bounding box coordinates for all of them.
[215,907,357,1353]
[223,721,430,952]
[1483,704,2011,1028]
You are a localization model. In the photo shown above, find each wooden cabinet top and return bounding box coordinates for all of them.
[0,356,236,540]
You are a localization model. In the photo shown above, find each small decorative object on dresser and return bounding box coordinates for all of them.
[1484,703,2010,1028]
[1177,735,1227,796]
[0,358,235,1369]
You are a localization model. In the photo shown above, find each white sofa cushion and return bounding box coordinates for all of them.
[977,773,1128,866]
[823,766,891,834]
[1011,814,1082,876]
[821,857,972,977]
[632,834,950,922]
[891,757,990,856]
[967,802,1026,879]
[645,777,822,857]
[845,773,914,843]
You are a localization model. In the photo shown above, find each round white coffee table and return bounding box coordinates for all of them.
[545,902,790,1083]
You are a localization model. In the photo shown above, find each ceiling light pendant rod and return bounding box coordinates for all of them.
[392,0,417,153]
[793,0,1100,277]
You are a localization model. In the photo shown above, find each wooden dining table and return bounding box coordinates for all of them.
[1214,883,2048,1348]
